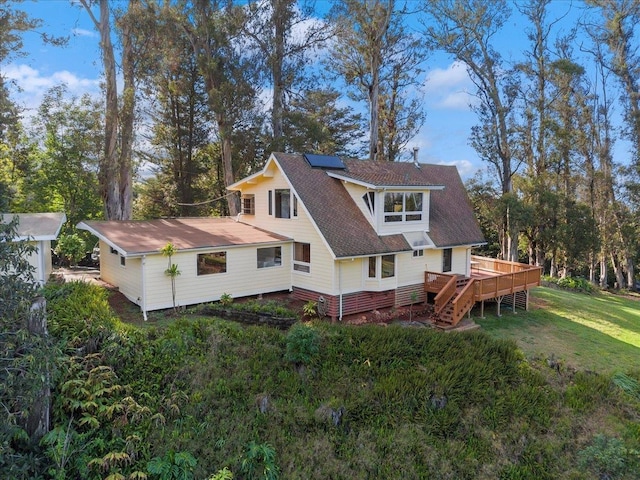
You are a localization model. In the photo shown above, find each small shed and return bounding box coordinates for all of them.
[2,212,67,285]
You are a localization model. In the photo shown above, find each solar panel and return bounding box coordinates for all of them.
[303,153,346,169]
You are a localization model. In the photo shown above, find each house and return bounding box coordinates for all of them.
[1,212,67,286]
[79,152,517,322]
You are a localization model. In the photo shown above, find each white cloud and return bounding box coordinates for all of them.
[72,28,98,38]
[3,63,100,114]
[438,159,478,179]
[423,61,476,111]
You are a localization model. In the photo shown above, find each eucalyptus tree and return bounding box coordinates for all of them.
[584,0,639,288]
[243,0,333,151]
[175,0,262,216]
[422,0,521,261]
[138,2,215,218]
[327,0,427,162]
[78,0,147,221]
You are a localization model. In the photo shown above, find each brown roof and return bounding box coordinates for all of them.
[78,217,291,256]
[274,153,411,258]
[2,212,66,240]
[272,153,484,256]
[335,159,444,187]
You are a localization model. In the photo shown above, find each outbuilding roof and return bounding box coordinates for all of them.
[78,217,292,257]
[2,212,66,241]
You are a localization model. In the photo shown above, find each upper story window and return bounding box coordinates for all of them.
[413,249,424,258]
[442,248,452,272]
[274,189,290,218]
[384,192,423,223]
[242,195,255,215]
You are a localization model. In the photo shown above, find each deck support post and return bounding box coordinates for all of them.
[496,296,503,317]
[480,300,485,319]
[512,293,516,314]
[525,290,530,311]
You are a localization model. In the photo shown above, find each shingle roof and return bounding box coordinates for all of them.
[274,153,410,258]
[272,153,484,256]
[78,217,291,256]
[2,212,66,240]
[334,159,444,187]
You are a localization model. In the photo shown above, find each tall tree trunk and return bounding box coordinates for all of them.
[25,297,50,440]
[80,0,134,220]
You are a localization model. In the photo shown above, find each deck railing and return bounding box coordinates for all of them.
[471,255,542,301]
[433,275,457,314]
[450,279,475,326]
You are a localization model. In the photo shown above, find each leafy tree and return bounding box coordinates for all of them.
[243,0,333,151]
[284,88,365,157]
[55,234,87,268]
[0,217,54,477]
[29,85,103,231]
[328,0,427,162]
[177,0,263,216]
[422,0,521,260]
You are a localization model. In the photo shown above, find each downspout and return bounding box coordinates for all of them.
[141,255,147,321]
[338,261,343,321]
[38,240,46,286]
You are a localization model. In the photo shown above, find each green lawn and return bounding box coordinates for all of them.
[475,286,640,374]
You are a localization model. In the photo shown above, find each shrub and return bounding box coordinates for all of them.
[55,233,86,267]
[240,442,279,480]
[578,434,635,479]
[284,323,320,366]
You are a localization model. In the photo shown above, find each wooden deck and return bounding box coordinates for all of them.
[425,255,542,327]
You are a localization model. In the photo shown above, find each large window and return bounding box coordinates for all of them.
[442,248,452,272]
[383,192,423,223]
[242,195,255,215]
[198,252,227,275]
[257,246,282,268]
[381,255,395,278]
[293,242,310,273]
[274,189,290,218]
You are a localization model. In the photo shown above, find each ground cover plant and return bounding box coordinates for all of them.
[15,281,640,479]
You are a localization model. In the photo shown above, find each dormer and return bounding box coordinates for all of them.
[327,167,444,236]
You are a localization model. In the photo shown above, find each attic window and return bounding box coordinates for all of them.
[384,192,423,223]
[242,195,255,215]
[363,192,375,215]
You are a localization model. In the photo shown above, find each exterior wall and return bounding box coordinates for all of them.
[99,242,143,306]
[123,243,293,312]
[237,166,336,295]
[341,182,375,228]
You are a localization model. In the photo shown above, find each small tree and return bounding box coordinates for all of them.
[55,233,86,267]
[160,242,181,312]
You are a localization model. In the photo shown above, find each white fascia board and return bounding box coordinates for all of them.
[227,155,277,191]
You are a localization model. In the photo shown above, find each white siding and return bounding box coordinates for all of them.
[238,167,336,295]
[341,183,375,228]
[99,240,142,306]
[140,243,293,312]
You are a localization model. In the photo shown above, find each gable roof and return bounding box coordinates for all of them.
[2,212,66,241]
[272,153,410,258]
[270,153,484,256]
[78,217,292,257]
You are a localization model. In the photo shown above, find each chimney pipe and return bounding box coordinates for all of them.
[413,147,419,167]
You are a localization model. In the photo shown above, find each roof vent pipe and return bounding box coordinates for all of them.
[413,147,420,168]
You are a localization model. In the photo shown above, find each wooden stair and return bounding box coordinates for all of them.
[430,277,475,328]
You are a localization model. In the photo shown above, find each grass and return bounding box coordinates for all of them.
[475,286,640,374]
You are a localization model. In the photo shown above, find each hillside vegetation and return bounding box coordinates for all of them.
[18,282,640,479]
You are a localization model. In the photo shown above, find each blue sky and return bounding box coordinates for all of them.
[4,0,631,181]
